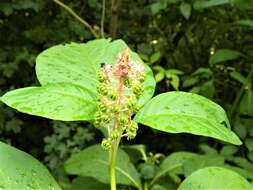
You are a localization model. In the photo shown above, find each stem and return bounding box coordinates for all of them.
[144,182,149,190]
[110,0,121,39]
[101,0,106,38]
[53,0,99,38]
[109,138,120,190]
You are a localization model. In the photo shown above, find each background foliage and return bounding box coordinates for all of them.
[0,0,253,189]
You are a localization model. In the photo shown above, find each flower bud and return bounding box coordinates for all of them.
[101,138,112,150]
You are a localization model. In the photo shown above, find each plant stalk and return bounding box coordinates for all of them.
[53,0,99,38]
[109,137,120,190]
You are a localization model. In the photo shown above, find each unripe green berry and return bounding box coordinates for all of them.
[94,111,102,122]
[108,91,118,100]
[139,73,146,83]
[97,83,108,95]
[126,97,139,112]
[133,83,144,97]
[94,120,101,128]
[127,129,137,139]
[131,121,138,130]
[110,131,120,140]
[97,71,106,82]
[101,138,112,150]
[101,114,111,124]
[123,78,131,87]
[98,102,107,112]
[119,115,129,126]
[111,104,120,113]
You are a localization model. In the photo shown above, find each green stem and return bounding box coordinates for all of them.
[109,138,120,190]
[144,182,149,190]
[53,0,99,38]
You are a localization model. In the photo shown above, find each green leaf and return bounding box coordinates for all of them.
[153,65,165,82]
[178,167,253,190]
[199,144,218,154]
[135,91,242,145]
[180,3,191,20]
[167,74,180,90]
[220,145,238,156]
[36,39,155,107]
[1,83,97,121]
[193,0,230,10]
[151,152,197,185]
[245,138,253,152]
[64,145,142,190]
[240,90,253,116]
[166,69,184,75]
[182,77,199,88]
[209,49,243,65]
[230,70,248,85]
[0,141,61,190]
[234,20,253,27]
[150,52,161,64]
[69,177,109,190]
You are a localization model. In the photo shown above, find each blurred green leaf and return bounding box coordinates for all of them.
[209,49,243,65]
[230,71,248,85]
[150,52,161,64]
[193,0,230,10]
[180,3,191,20]
[245,138,253,152]
[240,90,253,116]
[220,145,238,156]
[234,20,253,27]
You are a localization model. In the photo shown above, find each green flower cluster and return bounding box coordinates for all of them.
[94,49,146,150]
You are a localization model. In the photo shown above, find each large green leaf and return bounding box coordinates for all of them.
[209,49,243,65]
[0,83,97,121]
[135,91,242,145]
[0,141,61,190]
[36,39,155,106]
[64,145,142,190]
[178,167,253,190]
